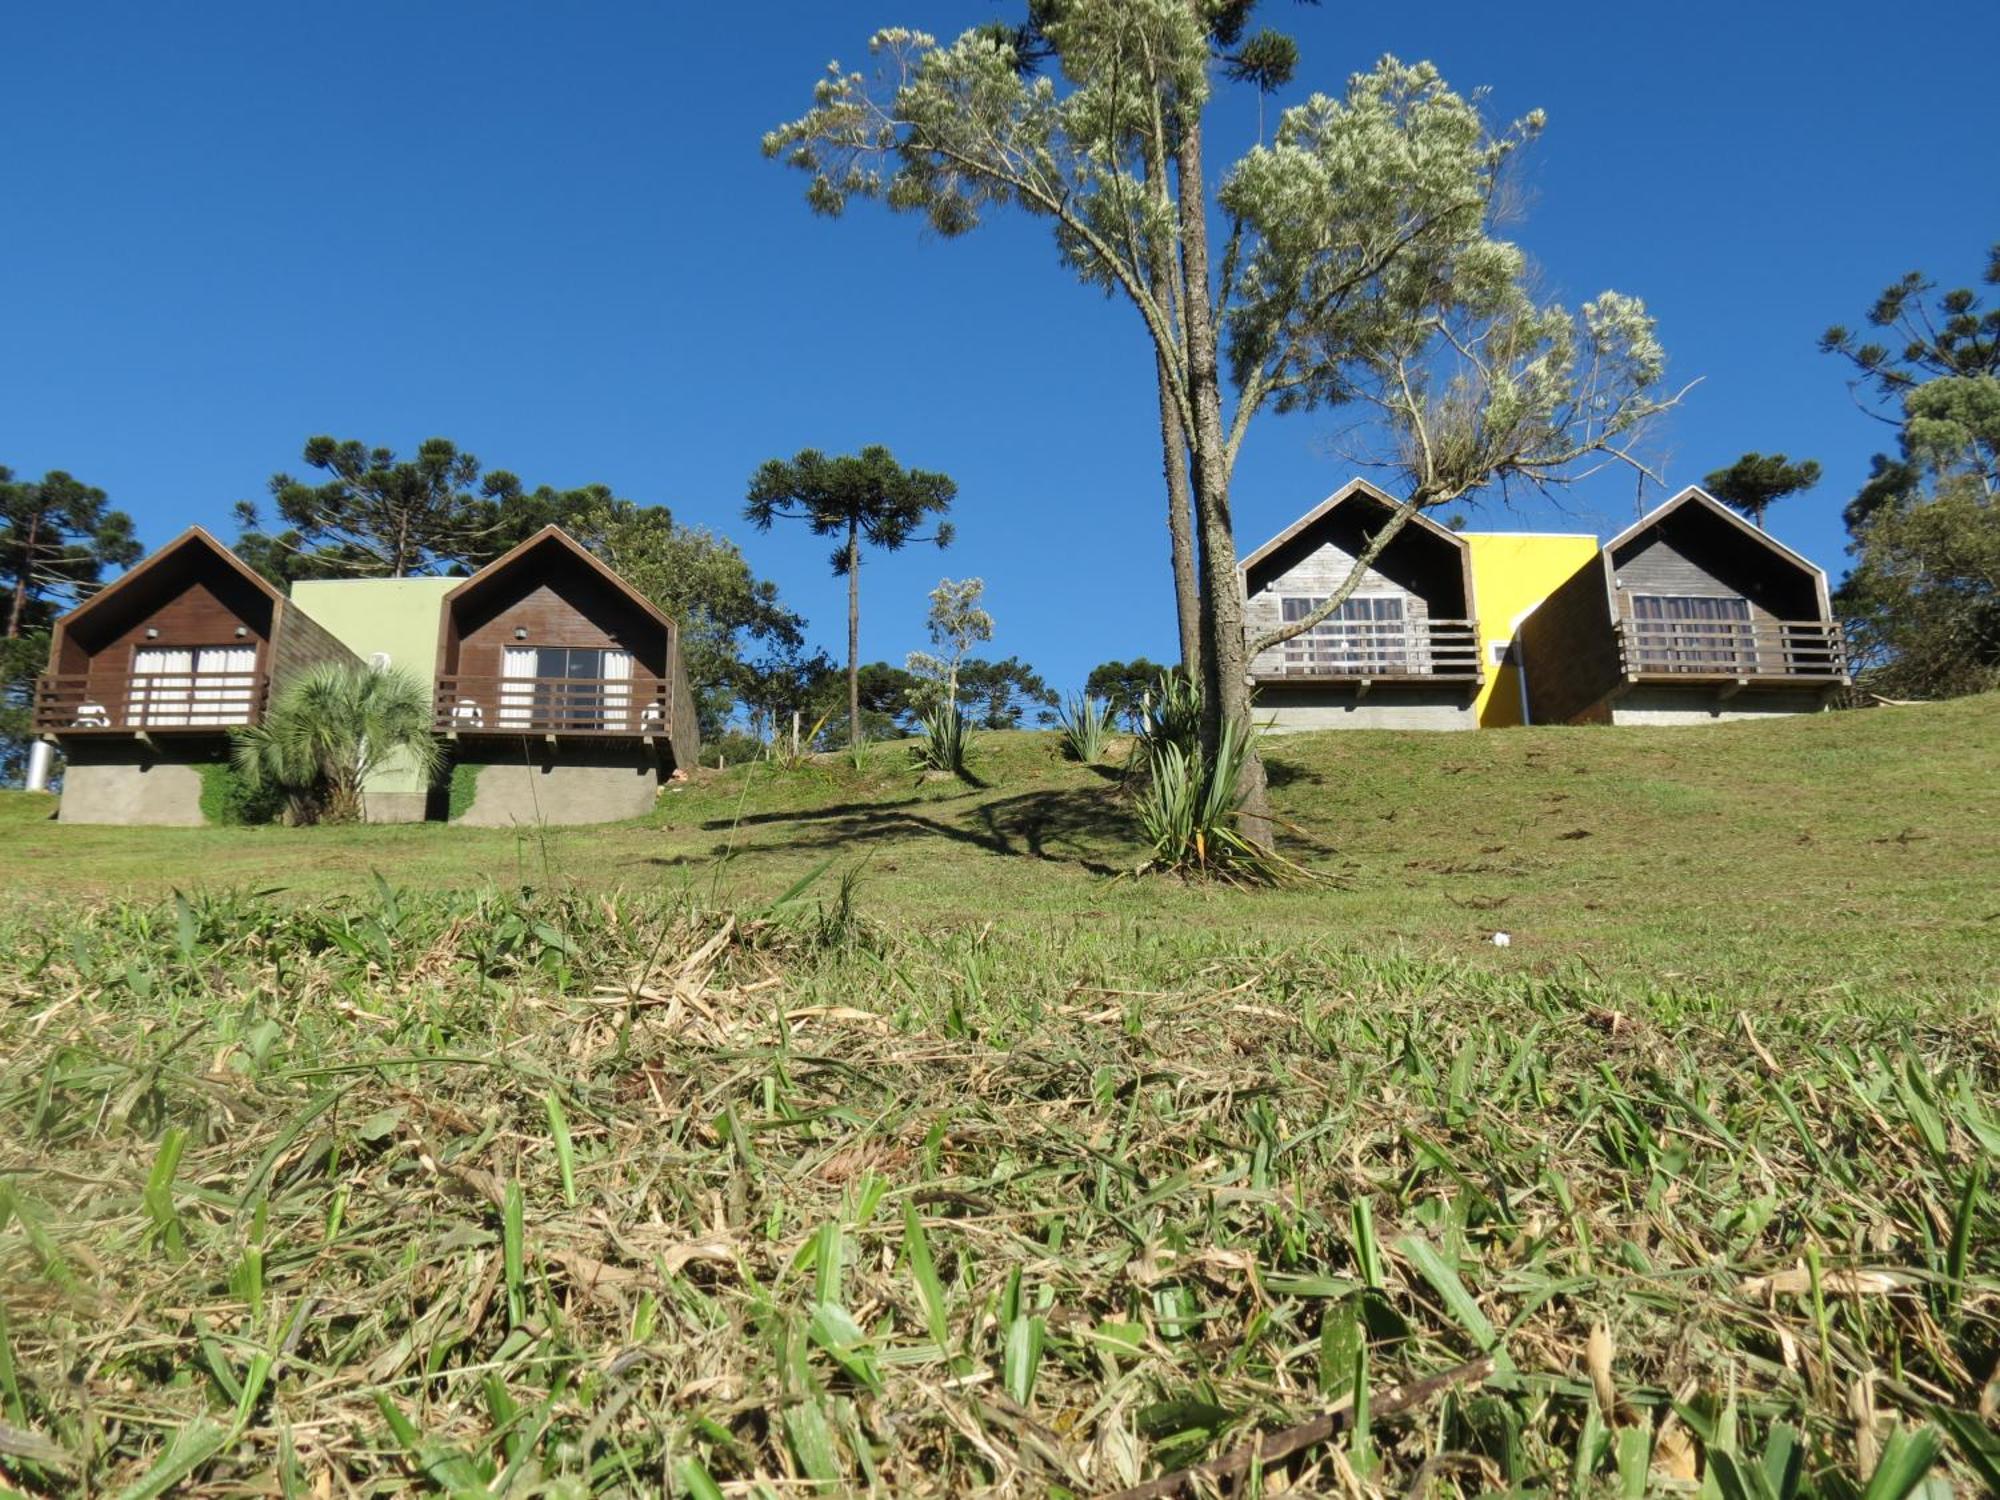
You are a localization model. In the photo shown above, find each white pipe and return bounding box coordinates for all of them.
[25,739,55,793]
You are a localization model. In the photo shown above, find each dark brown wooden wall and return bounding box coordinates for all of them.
[269,598,363,688]
[447,563,669,679]
[64,579,275,678]
[1519,554,1620,725]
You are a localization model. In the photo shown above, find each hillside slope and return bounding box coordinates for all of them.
[3,695,1995,997]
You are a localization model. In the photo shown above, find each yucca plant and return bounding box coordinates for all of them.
[1055,693,1110,764]
[1133,668,1202,768]
[910,699,973,778]
[229,662,443,824]
[1128,672,1309,884]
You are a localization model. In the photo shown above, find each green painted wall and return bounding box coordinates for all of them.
[290,578,458,796]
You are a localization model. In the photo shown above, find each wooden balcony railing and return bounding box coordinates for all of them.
[1616,618,1848,680]
[435,675,674,736]
[1252,619,1483,680]
[33,673,266,733]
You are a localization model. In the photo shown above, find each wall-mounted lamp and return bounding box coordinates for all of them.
[234,625,249,638]
[145,627,160,639]
[513,626,529,640]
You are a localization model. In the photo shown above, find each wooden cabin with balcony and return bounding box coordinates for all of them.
[1518,486,1848,725]
[1239,480,1484,731]
[433,526,699,825]
[34,526,359,824]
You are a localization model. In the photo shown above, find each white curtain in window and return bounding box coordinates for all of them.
[130,647,195,728]
[194,646,258,726]
[602,650,632,731]
[499,647,537,728]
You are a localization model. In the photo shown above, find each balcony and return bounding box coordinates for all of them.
[1251,619,1483,682]
[434,674,674,737]
[1616,618,1848,682]
[33,672,267,735]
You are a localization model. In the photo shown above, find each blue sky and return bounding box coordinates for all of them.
[4,2,1995,697]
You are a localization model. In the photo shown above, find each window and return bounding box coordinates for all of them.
[127,644,258,728]
[1628,594,1754,671]
[1280,595,1409,673]
[499,645,634,729]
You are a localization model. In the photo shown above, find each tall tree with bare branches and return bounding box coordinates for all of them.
[766,6,1682,846]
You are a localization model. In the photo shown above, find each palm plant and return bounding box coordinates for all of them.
[1055,693,1110,764]
[230,662,442,824]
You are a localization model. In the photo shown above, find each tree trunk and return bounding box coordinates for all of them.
[1155,335,1202,678]
[1142,137,1201,679]
[846,522,861,749]
[7,507,41,639]
[1173,109,1273,847]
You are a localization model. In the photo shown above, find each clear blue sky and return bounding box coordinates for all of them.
[4,2,1995,697]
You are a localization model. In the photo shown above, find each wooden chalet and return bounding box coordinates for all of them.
[1518,486,1849,725]
[34,527,355,740]
[1239,479,1484,730]
[434,525,698,763]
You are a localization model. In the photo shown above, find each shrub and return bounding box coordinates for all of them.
[1055,694,1110,764]
[910,700,973,778]
[446,760,482,822]
[194,759,286,826]
[229,662,442,824]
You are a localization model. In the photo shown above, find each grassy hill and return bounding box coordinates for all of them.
[5,694,1996,999]
[2,702,1996,1494]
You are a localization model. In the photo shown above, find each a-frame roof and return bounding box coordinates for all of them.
[442,525,678,637]
[54,525,282,634]
[1237,477,1470,576]
[1605,486,1827,582]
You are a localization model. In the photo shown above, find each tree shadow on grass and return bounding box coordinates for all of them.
[697,792,980,832]
[687,785,1139,877]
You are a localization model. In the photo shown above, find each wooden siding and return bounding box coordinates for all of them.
[1243,537,1435,676]
[269,596,364,688]
[1518,553,1619,725]
[446,569,669,681]
[668,647,700,769]
[1608,514,1822,625]
[73,576,273,670]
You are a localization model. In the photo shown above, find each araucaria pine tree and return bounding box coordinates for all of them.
[744,446,955,748]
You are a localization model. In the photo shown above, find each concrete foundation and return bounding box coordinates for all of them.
[57,742,216,826]
[454,742,663,827]
[1255,685,1478,732]
[1608,687,1835,726]
[362,790,431,824]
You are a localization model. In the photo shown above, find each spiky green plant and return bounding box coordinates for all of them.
[1055,693,1110,764]
[1133,667,1202,767]
[229,662,442,824]
[1129,672,1308,883]
[910,700,973,777]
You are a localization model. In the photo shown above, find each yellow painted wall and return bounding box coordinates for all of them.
[1462,533,1603,726]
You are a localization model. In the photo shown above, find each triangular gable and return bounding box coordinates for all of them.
[1606,486,1827,584]
[443,525,678,638]
[54,525,281,633]
[1237,477,1470,576]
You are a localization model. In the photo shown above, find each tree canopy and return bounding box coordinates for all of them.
[1701,452,1821,530]
[2,466,141,638]
[767,12,1679,847]
[745,446,955,747]
[1827,244,1999,697]
[234,435,523,580]
[1084,657,1171,728]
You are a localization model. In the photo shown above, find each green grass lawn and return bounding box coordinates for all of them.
[6,693,1997,1000]
[2,701,1996,1494]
